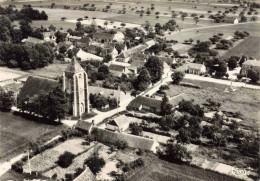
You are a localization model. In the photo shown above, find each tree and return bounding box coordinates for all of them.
[228,57,238,70]
[0,26,11,42]
[136,68,151,91]
[247,68,259,82]
[164,143,191,163]
[85,153,106,175]
[161,93,172,116]
[57,151,75,168]
[55,31,66,43]
[240,15,247,22]
[129,123,143,136]
[0,89,15,111]
[98,64,109,74]
[103,54,112,63]
[171,71,184,84]
[176,128,191,144]
[45,86,69,121]
[145,56,163,83]
[19,20,33,39]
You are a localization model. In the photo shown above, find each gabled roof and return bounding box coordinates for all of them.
[128,96,162,110]
[76,49,103,61]
[187,63,205,70]
[108,115,128,128]
[43,31,55,38]
[18,76,58,99]
[109,64,125,72]
[130,53,148,62]
[75,121,93,132]
[130,59,146,69]
[242,60,260,67]
[93,32,115,40]
[77,37,91,44]
[57,41,73,49]
[22,37,43,44]
[119,45,148,58]
[158,56,176,66]
[145,39,156,48]
[65,58,85,73]
[89,86,121,99]
[92,128,158,151]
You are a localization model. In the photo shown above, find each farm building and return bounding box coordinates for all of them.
[76,37,92,48]
[127,96,162,114]
[224,17,238,24]
[118,44,148,62]
[106,114,129,132]
[21,36,44,47]
[76,49,103,62]
[93,128,159,153]
[75,121,94,134]
[185,63,206,75]
[108,63,132,77]
[93,32,115,43]
[241,60,260,78]
[88,86,123,101]
[43,31,56,42]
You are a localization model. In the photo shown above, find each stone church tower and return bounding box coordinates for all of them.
[63,58,89,117]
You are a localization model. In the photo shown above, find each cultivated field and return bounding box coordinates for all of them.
[165,79,260,128]
[0,112,65,163]
[0,67,28,82]
[223,36,260,60]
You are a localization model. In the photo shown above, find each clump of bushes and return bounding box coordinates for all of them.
[84,153,106,175]
[56,151,75,168]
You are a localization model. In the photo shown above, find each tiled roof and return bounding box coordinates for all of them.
[75,121,93,132]
[18,76,58,100]
[93,32,115,40]
[128,96,162,110]
[89,86,121,99]
[187,63,205,70]
[109,64,125,72]
[22,37,43,44]
[65,58,85,73]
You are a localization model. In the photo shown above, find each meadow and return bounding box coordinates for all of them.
[0,112,65,163]
[223,36,260,59]
[164,79,260,128]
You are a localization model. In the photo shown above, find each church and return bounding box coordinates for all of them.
[18,58,90,117]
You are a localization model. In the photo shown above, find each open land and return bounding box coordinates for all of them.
[0,112,65,163]
[165,79,260,128]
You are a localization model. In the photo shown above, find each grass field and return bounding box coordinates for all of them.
[166,22,260,43]
[223,36,260,60]
[0,112,65,163]
[127,153,242,181]
[164,79,260,128]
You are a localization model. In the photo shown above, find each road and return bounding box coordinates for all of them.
[84,75,173,125]
[184,74,260,90]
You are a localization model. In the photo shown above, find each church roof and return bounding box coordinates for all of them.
[18,76,58,99]
[65,58,85,73]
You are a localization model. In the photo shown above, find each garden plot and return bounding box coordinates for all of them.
[52,138,88,155]
[43,143,97,179]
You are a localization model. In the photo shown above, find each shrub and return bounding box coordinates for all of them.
[11,161,23,173]
[56,151,75,168]
[85,153,106,175]
[115,140,128,150]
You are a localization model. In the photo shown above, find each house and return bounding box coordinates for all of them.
[113,31,125,43]
[108,64,132,77]
[75,121,94,134]
[17,76,59,107]
[163,62,171,78]
[43,31,56,42]
[144,39,156,48]
[127,96,162,114]
[118,44,148,62]
[76,49,103,62]
[224,17,238,24]
[92,128,159,153]
[92,32,115,43]
[89,86,123,101]
[241,60,260,78]
[186,63,206,75]
[158,56,176,67]
[76,37,92,48]
[106,114,129,132]
[68,35,81,42]
[21,37,44,47]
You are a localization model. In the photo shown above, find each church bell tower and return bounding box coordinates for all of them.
[63,58,89,117]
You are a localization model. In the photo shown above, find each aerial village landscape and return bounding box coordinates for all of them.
[0,0,259,180]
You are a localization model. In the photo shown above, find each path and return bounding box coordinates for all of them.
[184,74,260,90]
